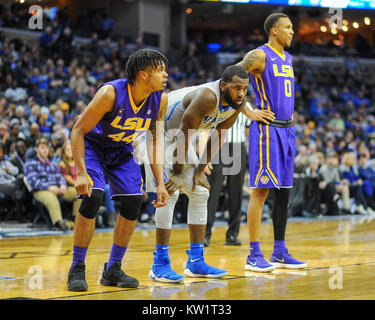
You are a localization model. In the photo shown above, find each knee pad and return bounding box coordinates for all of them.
[187,187,209,225]
[119,195,144,221]
[79,189,104,219]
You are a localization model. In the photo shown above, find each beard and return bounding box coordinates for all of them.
[223,88,243,110]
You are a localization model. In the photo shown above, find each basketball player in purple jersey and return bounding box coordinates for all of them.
[237,13,307,272]
[66,49,170,291]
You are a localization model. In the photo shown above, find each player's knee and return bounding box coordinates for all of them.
[274,188,290,207]
[79,189,104,219]
[119,195,144,221]
[187,185,209,202]
[187,191,209,225]
[252,188,269,202]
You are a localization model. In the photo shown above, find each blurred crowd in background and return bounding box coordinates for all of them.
[1,3,375,231]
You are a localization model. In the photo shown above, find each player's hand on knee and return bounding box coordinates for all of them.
[192,169,210,192]
[204,162,213,175]
[75,174,93,197]
[249,109,276,124]
[165,173,183,195]
[152,184,169,208]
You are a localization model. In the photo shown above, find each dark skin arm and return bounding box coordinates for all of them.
[237,49,267,78]
[241,102,275,124]
[165,88,217,195]
[237,49,277,123]
[192,104,245,192]
[70,85,115,197]
[147,92,169,207]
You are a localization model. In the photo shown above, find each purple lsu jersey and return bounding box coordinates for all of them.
[82,78,162,198]
[248,44,295,189]
[250,44,294,120]
[85,78,162,150]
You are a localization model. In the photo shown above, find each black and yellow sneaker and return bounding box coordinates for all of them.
[100,261,139,288]
[67,262,88,291]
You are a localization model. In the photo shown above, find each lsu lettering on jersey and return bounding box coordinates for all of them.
[250,43,294,120]
[82,78,162,197]
[85,78,162,150]
[248,44,296,189]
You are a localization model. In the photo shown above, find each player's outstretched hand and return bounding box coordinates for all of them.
[249,109,276,125]
[75,174,93,197]
[192,168,210,192]
[165,172,184,195]
[152,184,169,208]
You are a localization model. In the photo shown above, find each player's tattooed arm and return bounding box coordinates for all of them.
[237,49,266,78]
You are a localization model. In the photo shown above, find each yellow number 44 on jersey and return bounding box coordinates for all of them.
[108,132,138,143]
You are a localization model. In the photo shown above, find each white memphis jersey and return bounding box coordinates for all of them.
[165,80,236,131]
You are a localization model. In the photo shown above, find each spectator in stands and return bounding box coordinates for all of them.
[24,138,77,231]
[28,104,41,124]
[319,151,351,215]
[339,151,369,215]
[115,38,130,63]
[39,26,55,57]
[0,142,20,217]
[58,142,82,219]
[87,32,100,56]
[13,105,29,136]
[303,154,321,217]
[25,123,43,149]
[10,139,27,174]
[358,153,375,214]
[328,112,345,133]
[4,80,27,103]
[69,68,88,94]
[3,118,25,157]
[37,114,52,138]
[55,27,74,64]
[294,144,308,172]
[100,37,114,60]
[0,123,10,145]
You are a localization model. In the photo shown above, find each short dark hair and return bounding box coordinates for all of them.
[264,13,289,35]
[125,49,169,85]
[221,65,248,83]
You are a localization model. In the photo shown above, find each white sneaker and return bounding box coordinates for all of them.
[356,204,367,215]
[367,207,375,216]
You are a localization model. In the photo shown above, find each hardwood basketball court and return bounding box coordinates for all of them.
[0,215,374,300]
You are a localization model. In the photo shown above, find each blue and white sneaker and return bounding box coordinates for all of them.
[148,253,184,283]
[184,250,227,278]
[270,248,307,269]
[245,254,275,272]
